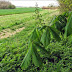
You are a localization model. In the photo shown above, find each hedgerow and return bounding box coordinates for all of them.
[0,1,15,9]
[58,0,72,12]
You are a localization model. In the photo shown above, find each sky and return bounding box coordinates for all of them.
[1,0,59,7]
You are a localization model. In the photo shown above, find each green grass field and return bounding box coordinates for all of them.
[0,7,42,16]
[0,9,58,31]
[0,8,71,72]
[0,9,60,72]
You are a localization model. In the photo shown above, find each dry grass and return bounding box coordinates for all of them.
[0,27,25,39]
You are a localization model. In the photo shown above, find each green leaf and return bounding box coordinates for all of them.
[36,28,42,40]
[30,29,39,42]
[54,15,67,32]
[38,25,47,31]
[41,27,51,47]
[32,45,42,67]
[21,43,32,69]
[68,34,72,43]
[55,21,62,31]
[49,27,61,41]
[58,15,67,27]
[65,12,72,37]
[49,15,56,26]
[35,42,50,54]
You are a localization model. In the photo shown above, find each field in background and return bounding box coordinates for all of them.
[0,9,58,31]
[0,9,59,71]
[42,6,58,9]
[0,7,42,16]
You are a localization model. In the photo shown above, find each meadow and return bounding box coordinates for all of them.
[0,7,42,16]
[0,8,72,72]
[0,9,58,31]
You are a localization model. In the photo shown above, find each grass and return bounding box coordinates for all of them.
[0,7,42,16]
[1,9,70,72]
[0,9,58,31]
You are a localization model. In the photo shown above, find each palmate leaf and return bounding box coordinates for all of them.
[65,12,72,37]
[49,27,61,42]
[32,44,42,67]
[41,27,51,47]
[21,28,43,69]
[21,43,32,69]
[21,43,42,69]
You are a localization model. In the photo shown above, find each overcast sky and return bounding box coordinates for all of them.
[0,0,59,7]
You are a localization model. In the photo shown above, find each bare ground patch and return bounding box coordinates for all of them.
[0,27,25,39]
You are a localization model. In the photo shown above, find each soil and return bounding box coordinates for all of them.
[0,27,25,39]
